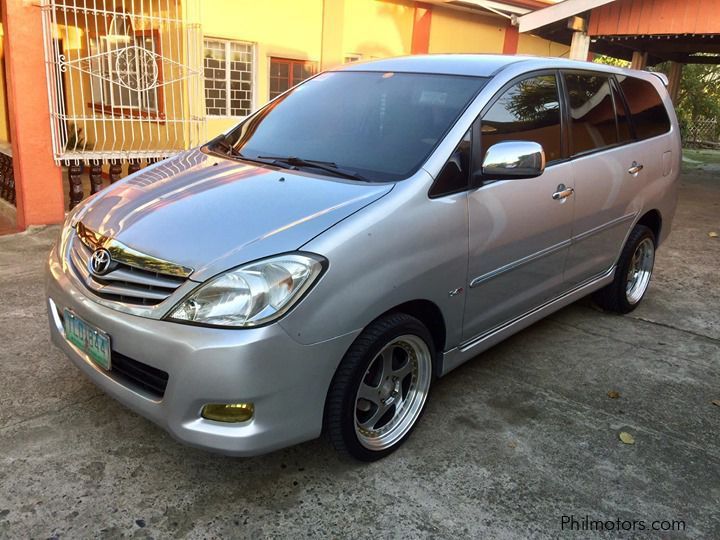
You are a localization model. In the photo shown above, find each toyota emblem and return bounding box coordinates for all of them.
[89,248,113,276]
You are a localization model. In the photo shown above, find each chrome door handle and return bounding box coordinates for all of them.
[552,185,574,200]
[628,162,644,175]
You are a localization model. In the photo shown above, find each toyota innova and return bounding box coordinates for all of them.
[46,55,680,461]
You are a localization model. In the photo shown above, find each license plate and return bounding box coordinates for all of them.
[63,309,111,370]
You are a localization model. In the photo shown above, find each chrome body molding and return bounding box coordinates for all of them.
[468,213,637,289]
[76,222,194,278]
[570,212,637,244]
[469,239,572,289]
[442,266,616,376]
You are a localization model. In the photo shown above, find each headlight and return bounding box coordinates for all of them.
[167,253,325,327]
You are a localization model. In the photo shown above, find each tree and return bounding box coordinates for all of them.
[674,64,720,126]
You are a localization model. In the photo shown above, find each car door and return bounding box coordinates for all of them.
[462,73,575,340]
[562,71,640,286]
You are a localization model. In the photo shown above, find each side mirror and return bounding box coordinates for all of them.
[481,141,546,180]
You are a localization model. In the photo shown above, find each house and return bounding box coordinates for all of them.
[0,0,569,232]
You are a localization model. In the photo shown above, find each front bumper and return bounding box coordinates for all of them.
[46,246,359,456]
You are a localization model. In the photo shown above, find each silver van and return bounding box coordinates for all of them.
[46,55,680,461]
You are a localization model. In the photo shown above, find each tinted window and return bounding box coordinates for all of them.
[481,75,562,163]
[225,72,487,182]
[616,75,671,140]
[564,73,618,154]
[611,80,633,143]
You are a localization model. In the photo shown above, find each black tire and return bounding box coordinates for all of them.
[324,312,435,462]
[593,224,656,314]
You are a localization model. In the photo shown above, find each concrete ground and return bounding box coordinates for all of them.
[1,164,718,539]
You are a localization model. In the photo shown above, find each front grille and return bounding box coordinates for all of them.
[112,351,169,398]
[67,225,190,306]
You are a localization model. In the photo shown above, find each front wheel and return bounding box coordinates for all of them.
[593,224,656,313]
[324,313,434,461]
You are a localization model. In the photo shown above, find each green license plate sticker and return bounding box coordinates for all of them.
[63,309,111,370]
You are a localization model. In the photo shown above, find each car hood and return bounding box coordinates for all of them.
[74,149,393,281]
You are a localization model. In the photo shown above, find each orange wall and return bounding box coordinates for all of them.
[428,6,506,54]
[2,0,64,228]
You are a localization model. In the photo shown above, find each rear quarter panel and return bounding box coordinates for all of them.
[628,73,681,248]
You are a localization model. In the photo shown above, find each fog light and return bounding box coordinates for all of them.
[201,403,254,423]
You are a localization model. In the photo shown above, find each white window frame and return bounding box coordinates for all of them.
[203,37,256,119]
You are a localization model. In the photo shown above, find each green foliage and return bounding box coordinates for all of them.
[506,77,559,122]
[66,122,85,150]
[66,122,94,151]
[593,55,630,68]
[675,64,720,126]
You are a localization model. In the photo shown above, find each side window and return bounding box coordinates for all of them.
[429,128,472,198]
[481,75,562,163]
[611,79,633,143]
[616,75,671,140]
[564,73,618,155]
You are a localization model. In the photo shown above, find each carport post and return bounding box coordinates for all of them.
[631,51,648,70]
[667,61,683,104]
[569,30,590,61]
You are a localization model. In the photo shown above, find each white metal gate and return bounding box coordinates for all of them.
[41,0,205,164]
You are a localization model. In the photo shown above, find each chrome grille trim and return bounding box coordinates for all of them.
[75,222,193,278]
[67,223,192,307]
[97,266,186,289]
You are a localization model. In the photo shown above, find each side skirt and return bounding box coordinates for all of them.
[439,266,616,376]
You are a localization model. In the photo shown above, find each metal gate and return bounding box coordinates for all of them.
[40,0,205,164]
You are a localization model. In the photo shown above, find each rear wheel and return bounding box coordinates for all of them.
[324,313,434,461]
[593,224,656,313]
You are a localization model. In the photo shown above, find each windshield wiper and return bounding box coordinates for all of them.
[257,155,369,182]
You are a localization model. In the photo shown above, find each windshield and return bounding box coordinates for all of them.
[219,71,488,182]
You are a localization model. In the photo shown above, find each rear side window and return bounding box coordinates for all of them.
[564,73,618,155]
[481,75,562,163]
[616,75,671,140]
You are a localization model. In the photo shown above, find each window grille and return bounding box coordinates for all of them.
[40,0,205,163]
[204,39,254,118]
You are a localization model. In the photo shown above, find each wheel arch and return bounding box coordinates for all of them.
[637,209,662,245]
[373,299,447,377]
[392,299,445,344]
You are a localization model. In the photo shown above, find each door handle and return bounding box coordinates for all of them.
[552,185,574,201]
[628,162,644,175]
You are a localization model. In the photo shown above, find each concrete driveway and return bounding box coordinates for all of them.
[1,165,718,539]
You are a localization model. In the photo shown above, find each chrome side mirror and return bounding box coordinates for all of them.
[481,141,546,180]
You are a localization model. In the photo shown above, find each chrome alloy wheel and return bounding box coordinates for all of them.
[625,237,655,305]
[354,334,432,450]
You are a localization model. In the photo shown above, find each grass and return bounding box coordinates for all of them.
[682,148,720,165]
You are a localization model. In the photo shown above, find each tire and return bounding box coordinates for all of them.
[324,312,435,461]
[593,224,656,314]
